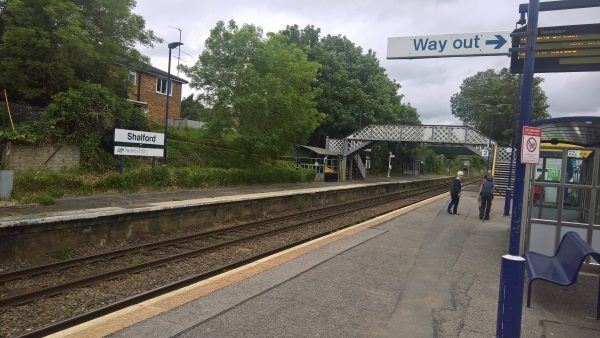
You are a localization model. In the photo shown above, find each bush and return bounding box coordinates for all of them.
[11,164,315,203]
[45,82,148,170]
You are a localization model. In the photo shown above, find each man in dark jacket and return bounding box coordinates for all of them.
[447,171,464,215]
[479,175,495,220]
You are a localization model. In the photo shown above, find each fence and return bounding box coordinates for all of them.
[1,102,47,136]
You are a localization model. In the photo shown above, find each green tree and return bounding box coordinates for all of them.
[450,68,549,145]
[0,0,160,106]
[180,94,205,121]
[280,25,420,146]
[182,20,322,160]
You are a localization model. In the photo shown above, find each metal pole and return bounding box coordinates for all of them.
[496,255,526,337]
[487,105,496,172]
[510,0,538,256]
[164,47,173,164]
[504,72,523,216]
[496,1,538,337]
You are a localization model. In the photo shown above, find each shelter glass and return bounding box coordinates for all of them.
[561,187,591,224]
[566,150,594,185]
[531,184,559,221]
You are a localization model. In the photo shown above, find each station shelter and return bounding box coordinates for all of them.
[294,145,340,182]
[521,117,600,263]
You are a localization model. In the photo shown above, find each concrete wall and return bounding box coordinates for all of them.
[0,177,452,262]
[0,142,80,171]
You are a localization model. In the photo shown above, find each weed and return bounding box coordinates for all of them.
[57,243,71,260]
[131,254,142,265]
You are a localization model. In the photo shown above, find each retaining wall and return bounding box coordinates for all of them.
[0,142,80,171]
[0,177,452,262]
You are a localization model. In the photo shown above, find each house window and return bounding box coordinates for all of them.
[156,77,173,96]
[128,71,137,86]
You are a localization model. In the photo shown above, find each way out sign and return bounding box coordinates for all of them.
[521,126,542,164]
[387,31,510,59]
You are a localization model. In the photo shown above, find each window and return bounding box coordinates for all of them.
[156,77,173,96]
[128,71,137,86]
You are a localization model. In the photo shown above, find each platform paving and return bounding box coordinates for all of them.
[105,187,600,337]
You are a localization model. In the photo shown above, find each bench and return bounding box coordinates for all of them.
[523,231,600,319]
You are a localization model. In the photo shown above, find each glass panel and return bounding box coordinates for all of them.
[562,187,591,223]
[592,230,600,264]
[545,157,562,182]
[595,190,600,225]
[529,223,556,255]
[566,149,594,185]
[531,185,559,221]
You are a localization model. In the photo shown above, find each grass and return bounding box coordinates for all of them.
[12,163,315,205]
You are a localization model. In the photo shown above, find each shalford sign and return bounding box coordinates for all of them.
[114,128,164,146]
[387,31,510,59]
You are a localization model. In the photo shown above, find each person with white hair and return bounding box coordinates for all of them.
[447,170,464,215]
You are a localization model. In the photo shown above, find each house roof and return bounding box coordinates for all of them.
[137,64,189,84]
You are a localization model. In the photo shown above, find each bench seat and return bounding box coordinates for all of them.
[523,231,600,319]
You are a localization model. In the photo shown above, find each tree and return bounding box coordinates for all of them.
[181,20,322,160]
[0,0,160,106]
[180,94,205,121]
[280,25,420,146]
[450,68,549,145]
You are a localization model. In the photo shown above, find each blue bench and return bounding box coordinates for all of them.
[523,231,600,319]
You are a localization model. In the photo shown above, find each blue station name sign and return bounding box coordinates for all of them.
[387,31,510,59]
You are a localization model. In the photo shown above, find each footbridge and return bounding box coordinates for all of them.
[325,124,513,190]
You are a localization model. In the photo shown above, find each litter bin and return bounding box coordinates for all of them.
[0,170,13,200]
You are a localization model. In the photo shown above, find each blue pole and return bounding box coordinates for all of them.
[496,255,526,337]
[497,0,539,336]
[504,72,522,217]
[510,0,538,256]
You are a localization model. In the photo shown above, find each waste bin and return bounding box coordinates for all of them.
[0,170,13,200]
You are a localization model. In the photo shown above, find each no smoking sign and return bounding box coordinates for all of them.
[521,126,542,164]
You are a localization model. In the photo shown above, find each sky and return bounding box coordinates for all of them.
[134,0,600,125]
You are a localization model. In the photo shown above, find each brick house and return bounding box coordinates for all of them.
[126,65,188,125]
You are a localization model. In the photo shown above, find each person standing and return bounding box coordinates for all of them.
[447,171,464,215]
[479,175,495,220]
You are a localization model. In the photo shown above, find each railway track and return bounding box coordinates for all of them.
[1,177,479,337]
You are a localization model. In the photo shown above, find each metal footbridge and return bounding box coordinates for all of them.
[325,124,513,189]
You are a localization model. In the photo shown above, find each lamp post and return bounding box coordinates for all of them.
[163,41,184,164]
[480,103,509,172]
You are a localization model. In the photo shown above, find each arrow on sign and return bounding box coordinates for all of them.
[485,34,507,49]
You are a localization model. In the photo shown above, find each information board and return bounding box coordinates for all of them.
[510,23,600,73]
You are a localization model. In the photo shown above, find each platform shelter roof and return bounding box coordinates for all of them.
[298,145,340,156]
[532,116,600,147]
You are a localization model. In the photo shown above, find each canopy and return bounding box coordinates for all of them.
[531,116,600,147]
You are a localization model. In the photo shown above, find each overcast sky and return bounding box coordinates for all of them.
[134,0,600,125]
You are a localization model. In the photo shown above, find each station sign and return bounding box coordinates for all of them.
[114,128,164,146]
[387,31,510,59]
[521,126,542,164]
[114,128,165,158]
[510,23,600,73]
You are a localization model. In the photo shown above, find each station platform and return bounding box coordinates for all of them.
[53,187,600,337]
[0,175,443,224]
